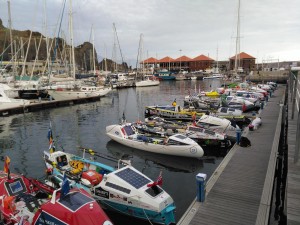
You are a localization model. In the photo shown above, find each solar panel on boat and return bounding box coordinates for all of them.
[59,192,94,211]
[115,168,151,189]
[124,125,135,135]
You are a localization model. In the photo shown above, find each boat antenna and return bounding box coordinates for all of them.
[122,111,126,123]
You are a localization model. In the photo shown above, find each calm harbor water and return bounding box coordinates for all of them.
[0,79,226,225]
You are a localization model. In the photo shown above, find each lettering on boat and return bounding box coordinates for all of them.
[95,187,109,199]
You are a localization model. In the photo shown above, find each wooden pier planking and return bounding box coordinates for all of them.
[287,90,300,224]
[179,85,285,225]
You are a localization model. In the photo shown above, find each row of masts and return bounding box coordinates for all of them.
[2,0,102,80]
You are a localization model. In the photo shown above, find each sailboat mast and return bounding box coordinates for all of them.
[234,0,241,73]
[7,0,16,75]
[216,45,219,72]
[7,0,13,60]
[135,33,143,75]
[91,24,96,75]
[69,0,76,79]
[104,44,107,72]
[113,23,125,72]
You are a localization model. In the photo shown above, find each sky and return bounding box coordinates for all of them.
[0,0,299,67]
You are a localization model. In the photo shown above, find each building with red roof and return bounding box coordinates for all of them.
[229,52,256,73]
[142,54,215,71]
[190,55,214,71]
[142,57,158,64]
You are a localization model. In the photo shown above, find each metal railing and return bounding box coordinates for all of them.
[289,68,300,163]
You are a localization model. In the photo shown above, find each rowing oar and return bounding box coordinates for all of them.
[78,146,119,163]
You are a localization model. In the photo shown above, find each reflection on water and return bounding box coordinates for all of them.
[106,140,203,173]
[0,80,227,224]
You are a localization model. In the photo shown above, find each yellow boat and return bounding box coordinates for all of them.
[205,91,220,97]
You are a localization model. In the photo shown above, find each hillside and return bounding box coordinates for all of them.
[0,18,128,73]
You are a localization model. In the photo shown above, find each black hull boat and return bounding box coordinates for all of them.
[18,89,49,99]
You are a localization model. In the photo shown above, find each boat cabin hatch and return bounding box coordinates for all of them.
[58,192,94,211]
[146,186,163,197]
[5,177,27,196]
[187,126,216,136]
[219,107,236,113]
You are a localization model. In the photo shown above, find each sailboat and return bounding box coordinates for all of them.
[231,0,243,81]
[135,34,160,87]
[47,0,111,101]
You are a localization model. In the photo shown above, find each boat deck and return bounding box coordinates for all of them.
[178,85,287,225]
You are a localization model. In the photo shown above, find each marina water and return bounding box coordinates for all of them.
[0,79,227,224]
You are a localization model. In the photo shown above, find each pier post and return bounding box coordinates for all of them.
[236,127,242,145]
[291,76,297,120]
[196,173,206,202]
[261,101,265,110]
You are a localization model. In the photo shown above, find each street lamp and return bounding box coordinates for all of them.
[179,49,182,72]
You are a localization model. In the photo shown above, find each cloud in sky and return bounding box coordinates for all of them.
[1,0,299,66]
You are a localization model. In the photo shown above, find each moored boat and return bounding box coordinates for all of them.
[0,88,31,110]
[43,149,176,225]
[0,157,113,225]
[154,69,176,80]
[135,76,160,87]
[106,122,204,158]
[47,85,111,101]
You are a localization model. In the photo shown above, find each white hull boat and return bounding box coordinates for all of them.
[135,79,160,87]
[0,88,31,110]
[47,86,111,101]
[203,74,224,79]
[43,150,176,225]
[106,123,204,158]
[197,114,238,132]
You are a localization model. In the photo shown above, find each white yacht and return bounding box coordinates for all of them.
[0,87,30,110]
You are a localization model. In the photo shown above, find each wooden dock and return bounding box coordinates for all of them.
[287,85,300,224]
[0,96,103,117]
[178,85,286,225]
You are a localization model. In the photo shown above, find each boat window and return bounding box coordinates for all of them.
[174,134,187,140]
[188,127,203,132]
[57,155,68,166]
[59,192,94,211]
[145,185,163,197]
[167,139,188,145]
[228,108,235,112]
[115,168,151,189]
[123,125,135,136]
[220,107,227,113]
[105,182,131,194]
[204,129,216,136]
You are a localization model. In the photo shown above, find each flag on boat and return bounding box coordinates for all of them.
[242,101,247,112]
[147,170,163,187]
[4,156,10,173]
[47,125,55,153]
[61,173,70,199]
